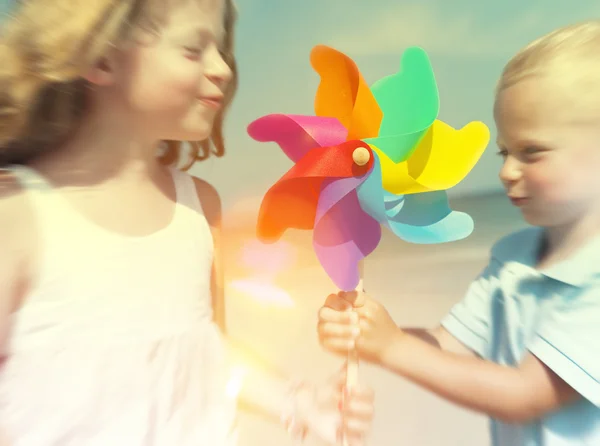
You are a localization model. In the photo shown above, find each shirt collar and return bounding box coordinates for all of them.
[492,227,600,287]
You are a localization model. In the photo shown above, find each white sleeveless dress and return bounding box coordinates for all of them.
[0,165,237,445]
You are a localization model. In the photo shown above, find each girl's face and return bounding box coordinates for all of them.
[494,77,600,228]
[107,0,232,142]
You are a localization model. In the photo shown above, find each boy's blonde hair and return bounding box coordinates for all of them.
[0,0,238,169]
[497,20,600,99]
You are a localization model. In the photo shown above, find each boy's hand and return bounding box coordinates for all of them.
[317,291,402,364]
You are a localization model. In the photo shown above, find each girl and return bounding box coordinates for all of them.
[0,0,374,444]
[317,20,600,446]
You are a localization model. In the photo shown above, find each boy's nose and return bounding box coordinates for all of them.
[499,155,522,185]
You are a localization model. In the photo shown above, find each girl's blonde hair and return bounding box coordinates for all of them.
[0,0,238,170]
[497,20,600,97]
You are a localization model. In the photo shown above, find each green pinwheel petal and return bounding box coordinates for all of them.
[364,47,439,163]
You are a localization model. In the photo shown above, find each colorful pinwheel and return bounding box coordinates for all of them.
[247,45,490,292]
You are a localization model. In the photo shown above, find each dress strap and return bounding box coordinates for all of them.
[4,164,54,193]
[1,165,73,289]
[2,164,64,219]
[170,168,204,215]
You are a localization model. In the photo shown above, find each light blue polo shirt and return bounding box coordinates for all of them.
[442,227,600,446]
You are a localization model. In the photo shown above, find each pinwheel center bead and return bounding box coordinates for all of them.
[352,147,371,166]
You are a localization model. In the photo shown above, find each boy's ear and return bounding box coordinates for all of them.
[82,54,116,87]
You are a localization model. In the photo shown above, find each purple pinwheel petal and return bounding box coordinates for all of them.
[247,114,348,162]
[313,177,381,291]
[315,174,365,220]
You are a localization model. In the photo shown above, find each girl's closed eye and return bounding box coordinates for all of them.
[181,34,210,59]
[183,45,205,59]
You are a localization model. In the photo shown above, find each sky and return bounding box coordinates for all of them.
[190,0,600,210]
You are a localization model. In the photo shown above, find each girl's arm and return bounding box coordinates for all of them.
[0,173,32,340]
[192,177,293,421]
[194,177,375,446]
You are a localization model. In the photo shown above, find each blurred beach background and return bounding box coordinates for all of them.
[2,0,597,443]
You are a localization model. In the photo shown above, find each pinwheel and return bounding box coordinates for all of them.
[247,45,489,440]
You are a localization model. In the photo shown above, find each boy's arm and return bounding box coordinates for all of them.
[404,326,480,357]
[379,329,580,422]
[332,279,580,423]
[396,258,500,359]
[377,259,595,421]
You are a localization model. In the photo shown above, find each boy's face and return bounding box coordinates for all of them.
[494,77,600,227]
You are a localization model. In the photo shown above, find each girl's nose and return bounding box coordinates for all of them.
[205,51,233,86]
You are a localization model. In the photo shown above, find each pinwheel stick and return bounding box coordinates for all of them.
[347,259,364,385]
[342,260,364,446]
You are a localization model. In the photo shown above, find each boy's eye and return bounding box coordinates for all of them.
[523,146,546,158]
[496,149,508,158]
[524,146,540,154]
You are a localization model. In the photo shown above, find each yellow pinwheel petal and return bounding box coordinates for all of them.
[373,120,490,195]
[370,145,424,194]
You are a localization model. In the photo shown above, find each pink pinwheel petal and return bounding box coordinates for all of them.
[247,114,348,162]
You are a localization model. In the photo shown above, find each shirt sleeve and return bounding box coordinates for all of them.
[527,283,600,407]
[440,258,500,358]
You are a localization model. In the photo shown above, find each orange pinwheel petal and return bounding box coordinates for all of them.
[310,45,382,141]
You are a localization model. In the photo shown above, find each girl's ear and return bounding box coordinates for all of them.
[82,54,116,86]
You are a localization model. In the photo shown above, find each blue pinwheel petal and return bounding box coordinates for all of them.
[356,151,474,244]
[355,151,388,223]
[385,191,474,244]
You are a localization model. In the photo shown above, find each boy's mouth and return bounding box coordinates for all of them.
[508,195,529,206]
